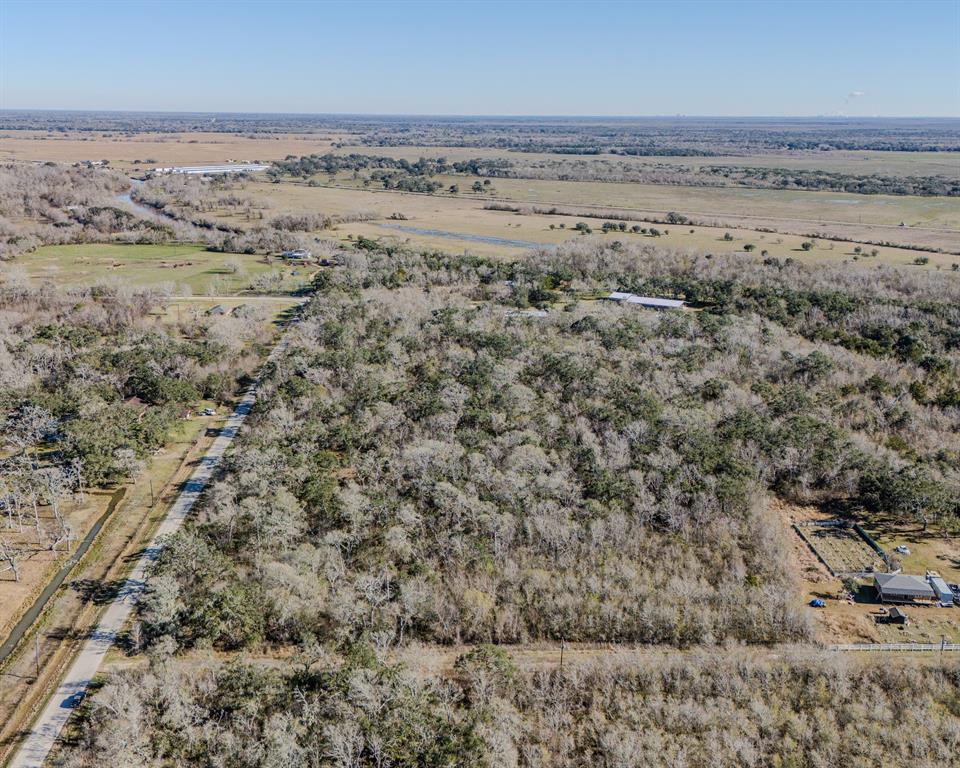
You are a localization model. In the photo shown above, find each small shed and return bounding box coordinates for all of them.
[887,606,908,625]
[205,304,226,316]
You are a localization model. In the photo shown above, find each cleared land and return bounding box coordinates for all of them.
[779,500,960,645]
[16,243,313,295]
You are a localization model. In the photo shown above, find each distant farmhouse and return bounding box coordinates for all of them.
[607,292,685,310]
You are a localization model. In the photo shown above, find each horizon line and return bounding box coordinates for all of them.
[2,108,959,121]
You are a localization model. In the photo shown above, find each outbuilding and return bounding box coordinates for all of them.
[282,249,314,262]
[886,606,908,625]
[928,573,954,607]
[874,572,936,604]
[607,291,686,310]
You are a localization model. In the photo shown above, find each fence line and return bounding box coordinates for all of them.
[830,643,960,652]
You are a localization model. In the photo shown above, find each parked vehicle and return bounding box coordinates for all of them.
[810,598,826,608]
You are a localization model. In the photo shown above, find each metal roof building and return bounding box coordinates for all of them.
[874,572,936,603]
[607,292,685,309]
[928,574,954,607]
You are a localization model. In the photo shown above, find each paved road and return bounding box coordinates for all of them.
[6,329,297,768]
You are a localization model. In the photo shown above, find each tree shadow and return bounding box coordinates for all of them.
[70,577,127,606]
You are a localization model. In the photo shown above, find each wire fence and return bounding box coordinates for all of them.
[830,642,960,652]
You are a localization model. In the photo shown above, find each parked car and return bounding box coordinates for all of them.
[894,545,911,555]
[810,598,826,608]
[200,407,216,417]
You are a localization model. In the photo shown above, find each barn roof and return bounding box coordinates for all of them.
[875,572,936,598]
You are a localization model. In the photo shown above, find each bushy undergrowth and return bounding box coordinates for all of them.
[63,648,960,768]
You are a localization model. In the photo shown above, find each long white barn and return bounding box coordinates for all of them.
[608,292,686,310]
[152,163,270,175]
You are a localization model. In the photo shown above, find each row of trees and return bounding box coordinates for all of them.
[62,645,960,767]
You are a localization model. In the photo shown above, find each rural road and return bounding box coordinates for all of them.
[6,322,299,768]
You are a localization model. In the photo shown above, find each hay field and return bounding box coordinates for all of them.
[12,243,305,295]
[0,130,348,168]
[429,175,960,230]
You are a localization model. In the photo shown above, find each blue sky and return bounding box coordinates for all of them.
[1,0,958,116]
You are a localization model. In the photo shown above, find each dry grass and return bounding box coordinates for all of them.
[776,499,960,644]
[0,130,349,169]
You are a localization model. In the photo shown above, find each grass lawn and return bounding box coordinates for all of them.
[15,243,309,295]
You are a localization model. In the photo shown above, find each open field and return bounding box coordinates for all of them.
[328,144,960,178]
[0,130,346,170]
[12,242,315,295]
[468,175,960,229]
[5,127,958,178]
[150,295,304,327]
[199,177,960,268]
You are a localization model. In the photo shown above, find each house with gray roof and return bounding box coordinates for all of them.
[874,572,936,604]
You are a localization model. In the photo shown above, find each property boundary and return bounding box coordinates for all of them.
[830,643,960,652]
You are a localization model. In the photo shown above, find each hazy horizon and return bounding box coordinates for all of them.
[2,109,959,122]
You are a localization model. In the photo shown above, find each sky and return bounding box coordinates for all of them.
[1,0,958,117]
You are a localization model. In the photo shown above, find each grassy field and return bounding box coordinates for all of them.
[4,128,957,179]
[151,295,304,327]
[13,243,313,295]
[200,178,960,269]
[429,174,960,230]
[326,144,960,178]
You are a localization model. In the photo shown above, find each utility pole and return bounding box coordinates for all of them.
[559,637,565,673]
[35,634,40,679]
[149,479,155,507]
